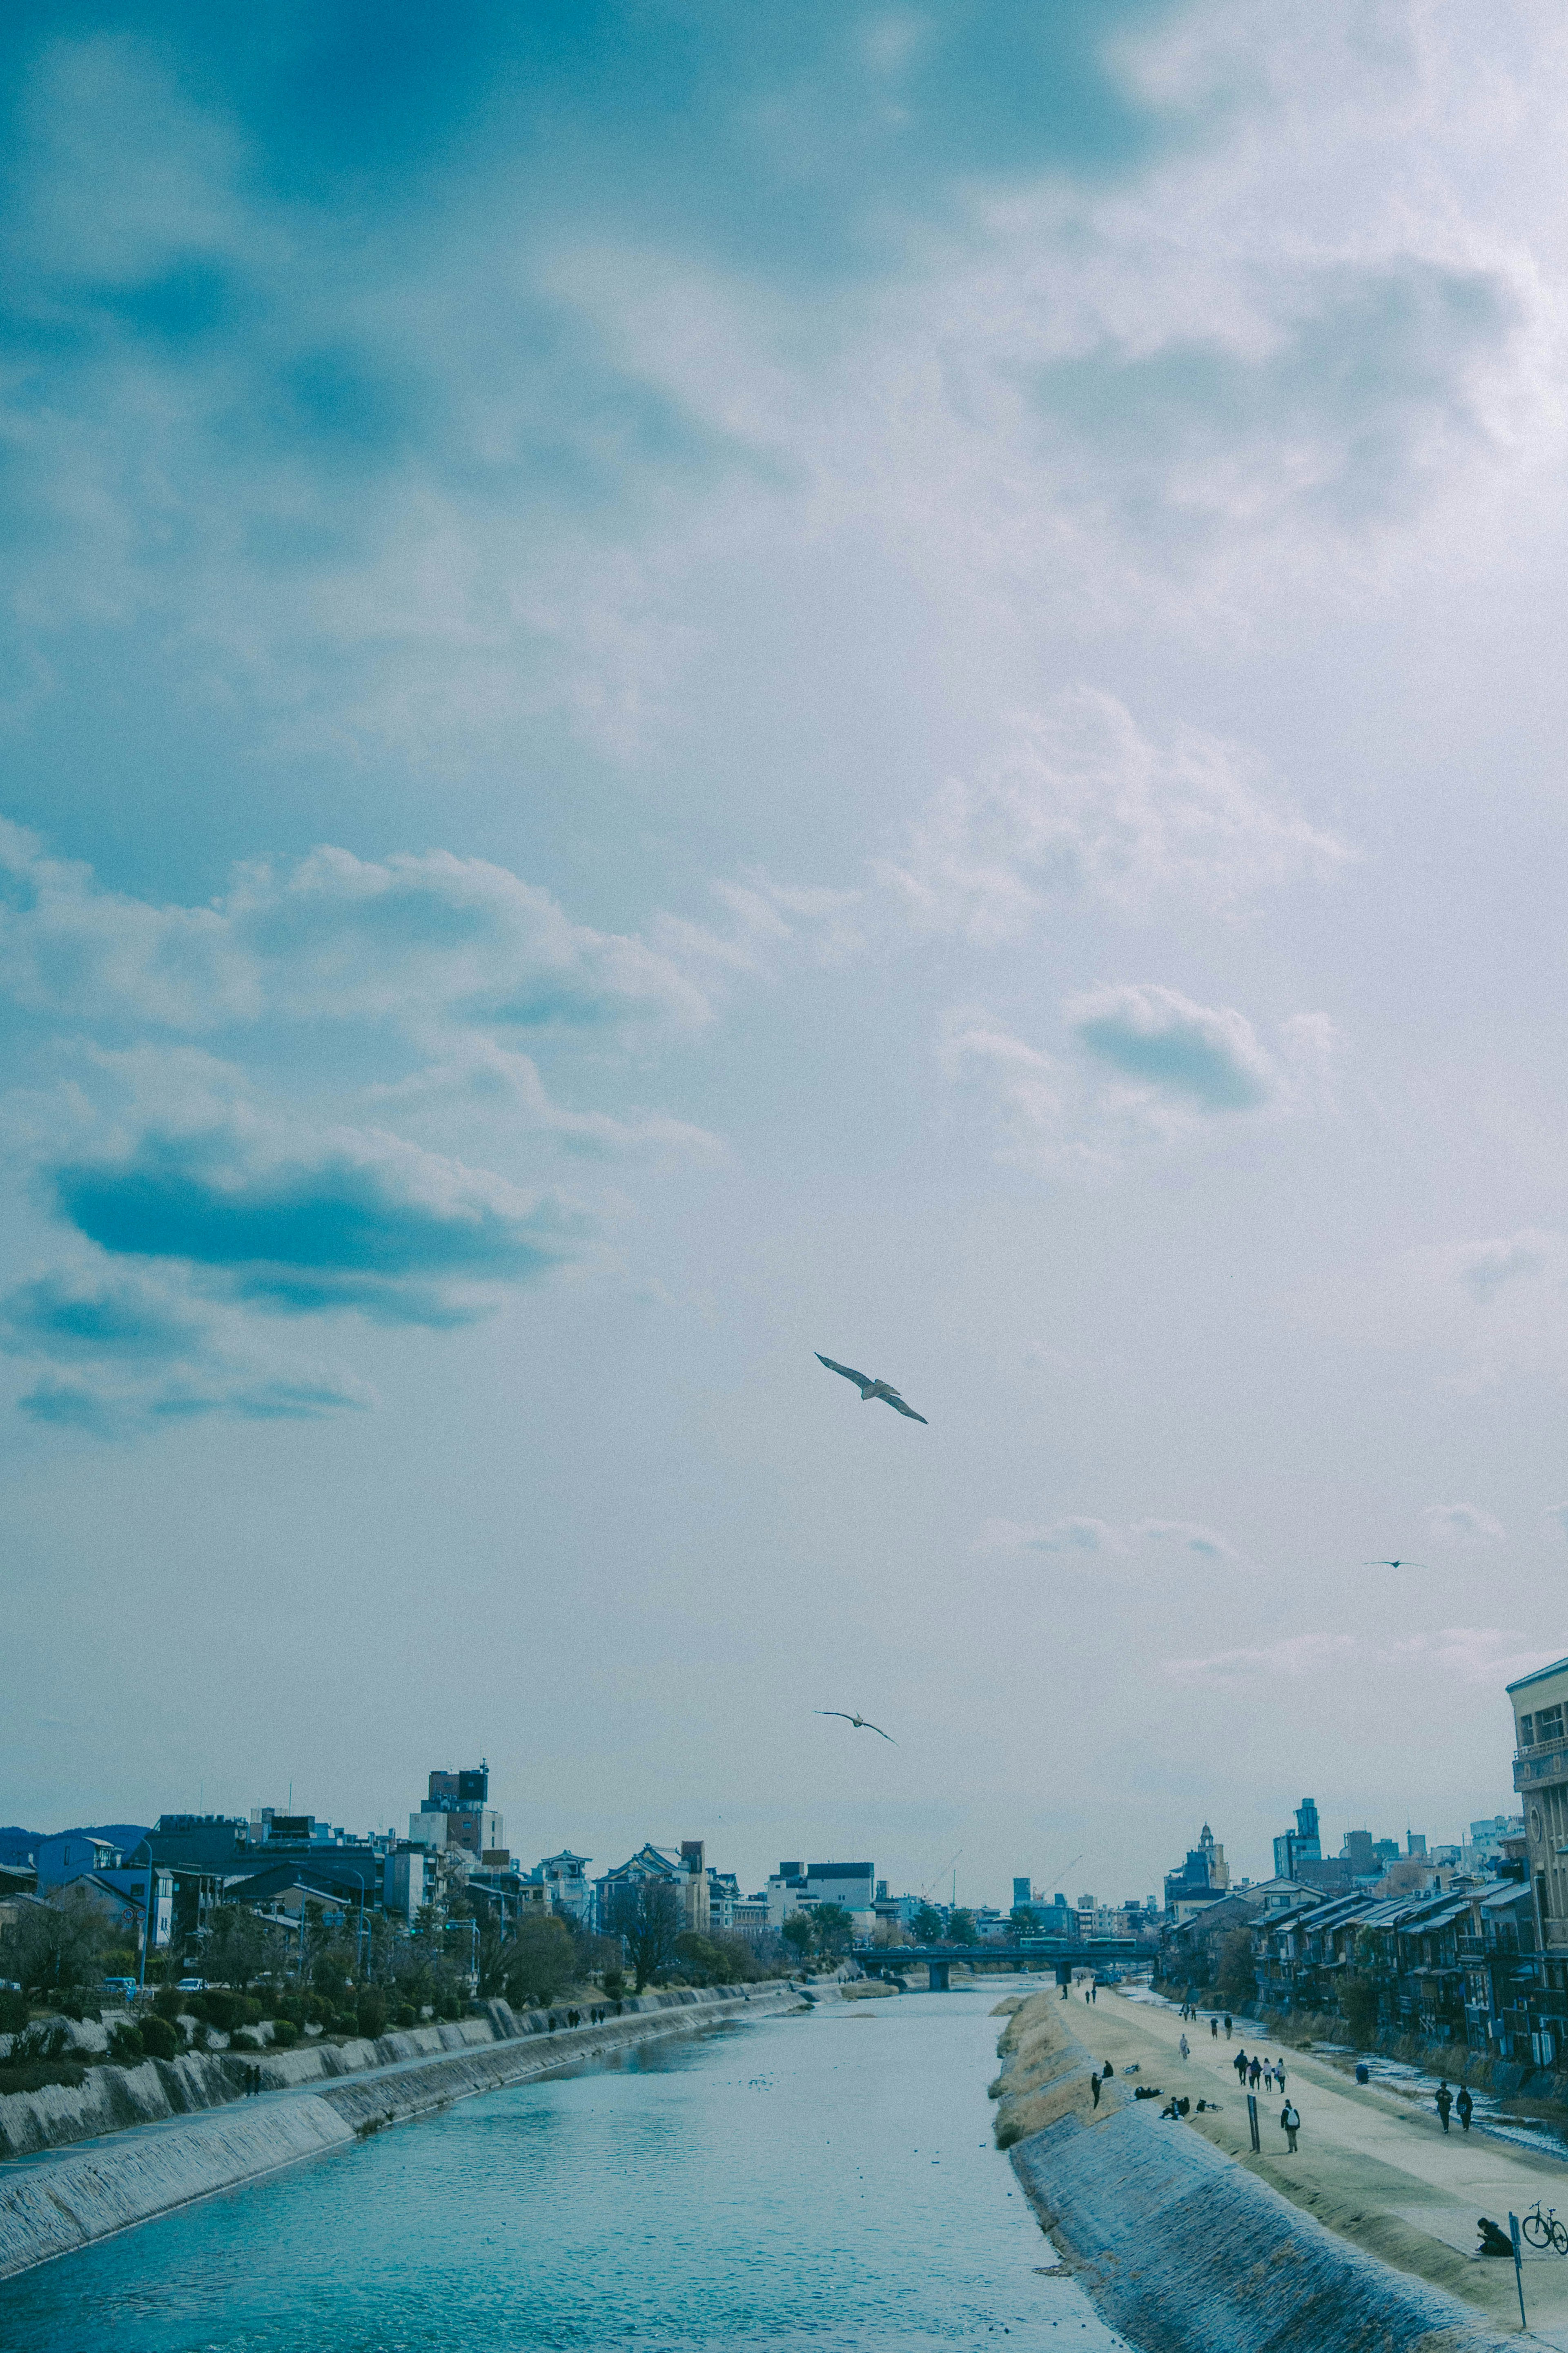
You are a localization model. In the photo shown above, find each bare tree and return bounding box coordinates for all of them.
[609,1879,682,1992]
[1,1887,111,1998]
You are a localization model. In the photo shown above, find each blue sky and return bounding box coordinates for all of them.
[3,1,1566,1901]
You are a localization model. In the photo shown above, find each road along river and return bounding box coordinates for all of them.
[0,1979,1126,2353]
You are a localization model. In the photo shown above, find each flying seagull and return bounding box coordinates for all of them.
[816,1354,928,1423]
[815,1711,898,1743]
[1364,1559,1426,1570]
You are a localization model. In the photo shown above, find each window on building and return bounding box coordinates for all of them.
[1521,1714,1536,1746]
[1539,1706,1565,1745]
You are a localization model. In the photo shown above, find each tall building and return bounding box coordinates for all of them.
[1163,1824,1229,1923]
[412,1763,503,1859]
[1272,1798,1322,1881]
[1510,1658,1568,2022]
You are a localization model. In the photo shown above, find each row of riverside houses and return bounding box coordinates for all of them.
[0,1764,802,1980]
[1158,1656,1568,2069]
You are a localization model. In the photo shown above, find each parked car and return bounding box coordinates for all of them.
[175,1976,207,1993]
[101,1976,138,2000]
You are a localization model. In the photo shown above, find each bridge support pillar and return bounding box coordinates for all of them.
[928,1959,951,1992]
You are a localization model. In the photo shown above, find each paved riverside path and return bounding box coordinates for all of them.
[1078,1986,1568,2345]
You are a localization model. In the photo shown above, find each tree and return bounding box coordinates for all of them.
[1214,1928,1256,2010]
[948,1909,978,1947]
[1009,1906,1036,1932]
[205,1906,285,1991]
[912,1904,945,1944]
[811,1903,855,1961]
[608,1880,682,1993]
[499,1914,577,2009]
[780,1913,816,1966]
[1341,1971,1380,2050]
[0,1887,111,1998]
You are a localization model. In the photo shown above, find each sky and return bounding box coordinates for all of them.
[2,0,1566,1910]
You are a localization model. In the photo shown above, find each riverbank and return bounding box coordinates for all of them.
[0,1980,801,2281]
[996,1988,1534,2351]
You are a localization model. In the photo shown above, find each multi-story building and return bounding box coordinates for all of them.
[540,1851,593,1925]
[1508,1654,1568,2059]
[1163,1824,1230,1923]
[1272,1799,1322,1883]
[595,1840,711,1939]
[765,1860,875,1930]
[411,1765,503,1860]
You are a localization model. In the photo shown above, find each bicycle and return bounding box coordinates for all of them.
[1520,2203,1568,2254]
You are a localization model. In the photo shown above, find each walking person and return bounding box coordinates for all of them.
[1179,2034,1190,2061]
[1281,2099,1301,2154]
[1091,2070,1101,2109]
[1211,2017,1219,2038]
[1224,2014,1232,2039]
[1249,2056,1262,2090]
[1234,2047,1249,2086]
[1435,2081,1453,2133]
[1456,2085,1473,2133]
[1276,2061,1287,2098]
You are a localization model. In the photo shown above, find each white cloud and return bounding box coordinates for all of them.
[979,1514,1236,1562]
[1455,1230,1563,1301]
[883,690,1349,941]
[976,1515,1120,1556]
[1422,1502,1506,1546]
[1164,1633,1354,1687]
[0,823,709,1039]
[1067,984,1276,1112]
[940,987,1334,1171]
[1166,1623,1556,1692]
[1131,1518,1237,1560]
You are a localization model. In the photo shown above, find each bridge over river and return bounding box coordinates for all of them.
[855,1942,1146,1992]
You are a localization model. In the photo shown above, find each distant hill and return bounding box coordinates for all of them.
[0,1824,150,1867]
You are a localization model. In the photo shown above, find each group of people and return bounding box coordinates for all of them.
[1434,2079,1473,2133]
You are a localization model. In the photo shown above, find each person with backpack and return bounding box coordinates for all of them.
[1281,2099,1301,2153]
[1233,2046,1249,2086]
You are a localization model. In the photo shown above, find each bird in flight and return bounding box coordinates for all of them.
[816,1354,928,1423]
[1364,1559,1426,1570]
[815,1711,898,1743]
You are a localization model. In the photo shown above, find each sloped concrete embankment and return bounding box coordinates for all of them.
[0,1982,799,2281]
[995,1994,1515,2353]
[0,1987,777,2162]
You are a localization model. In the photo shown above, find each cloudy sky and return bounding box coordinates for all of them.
[3,1,1565,1905]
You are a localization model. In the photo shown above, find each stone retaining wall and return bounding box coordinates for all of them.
[0,1981,800,2281]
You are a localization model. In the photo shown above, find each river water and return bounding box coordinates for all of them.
[0,1982,1125,2351]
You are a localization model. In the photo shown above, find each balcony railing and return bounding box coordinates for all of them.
[1515,1735,1568,1787]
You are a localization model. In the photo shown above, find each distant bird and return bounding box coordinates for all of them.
[816,1354,928,1423]
[815,1711,898,1743]
[1364,1559,1426,1570]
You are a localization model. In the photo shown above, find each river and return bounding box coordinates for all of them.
[0,1981,1125,2351]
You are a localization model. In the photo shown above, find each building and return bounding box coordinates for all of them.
[539,1851,593,1925]
[766,1860,875,1930]
[1272,1799,1322,1883]
[412,1765,503,1860]
[1509,1653,1568,2056]
[35,1832,125,1889]
[1163,1824,1230,1923]
[595,1840,712,1939]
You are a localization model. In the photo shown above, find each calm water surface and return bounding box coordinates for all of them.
[2,1983,1125,2351]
